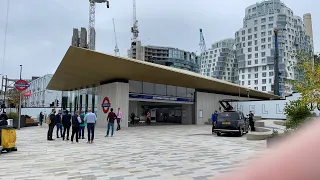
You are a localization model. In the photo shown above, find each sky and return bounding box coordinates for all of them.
[0,0,318,80]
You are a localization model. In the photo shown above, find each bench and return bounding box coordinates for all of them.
[247,127,272,140]
[25,118,38,127]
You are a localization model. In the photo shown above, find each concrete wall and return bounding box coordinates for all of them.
[96,82,129,128]
[181,104,193,125]
[195,92,257,125]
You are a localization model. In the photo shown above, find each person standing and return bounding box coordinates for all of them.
[47,109,56,141]
[62,110,72,141]
[248,111,255,131]
[55,110,63,138]
[71,110,81,143]
[39,112,44,126]
[85,109,97,144]
[78,111,86,139]
[105,108,117,137]
[146,111,151,125]
[130,111,135,125]
[116,108,122,131]
[212,110,218,134]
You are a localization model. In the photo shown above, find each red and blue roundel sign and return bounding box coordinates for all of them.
[101,97,111,113]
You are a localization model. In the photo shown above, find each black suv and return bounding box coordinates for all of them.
[213,99,250,137]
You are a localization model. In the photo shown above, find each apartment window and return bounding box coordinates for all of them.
[254,67,258,72]
[254,27,258,31]
[268,23,273,28]
[269,78,272,83]
[248,74,251,79]
[268,44,271,48]
[248,41,252,46]
[261,18,266,23]
[261,25,266,30]
[242,37,245,41]
[255,59,258,64]
[248,54,252,59]
[262,86,266,91]
[248,61,252,65]
[269,71,274,76]
[242,81,245,85]
[262,72,267,77]
[268,37,272,42]
[269,16,274,21]
[248,81,251,85]
[261,38,266,43]
[242,75,245,79]
[269,65,274,70]
[248,68,251,72]
[262,66,267,70]
[254,87,258,90]
[255,53,258,58]
[254,34,257,38]
[254,80,258,85]
[261,58,266,63]
[254,20,258,25]
[243,43,246,47]
[261,52,266,57]
[242,30,245,35]
[248,35,252,40]
[210,51,213,54]
[255,40,258,45]
[255,46,258,51]
[248,28,252,33]
[261,32,266,37]
[268,31,272,35]
[242,69,245,73]
[255,73,258,78]
[248,47,252,52]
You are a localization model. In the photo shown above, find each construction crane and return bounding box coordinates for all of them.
[199,29,206,74]
[112,18,120,56]
[88,0,110,50]
[131,0,139,42]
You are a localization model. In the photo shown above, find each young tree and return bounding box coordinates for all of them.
[7,89,20,108]
[290,52,320,108]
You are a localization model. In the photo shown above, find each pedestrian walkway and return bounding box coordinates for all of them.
[0,125,266,180]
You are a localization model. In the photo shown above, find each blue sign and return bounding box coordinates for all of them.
[129,93,194,102]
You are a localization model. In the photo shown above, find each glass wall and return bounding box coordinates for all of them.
[129,80,195,99]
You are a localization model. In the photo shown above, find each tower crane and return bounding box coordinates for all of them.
[88,0,110,50]
[131,0,139,42]
[199,29,206,74]
[112,18,120,56]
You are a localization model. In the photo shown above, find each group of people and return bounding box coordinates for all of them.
[45,107,123,143]
[46,109,97,143]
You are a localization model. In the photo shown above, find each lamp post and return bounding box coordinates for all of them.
[18,65,22,130]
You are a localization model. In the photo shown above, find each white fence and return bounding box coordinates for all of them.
[230,93,320,119]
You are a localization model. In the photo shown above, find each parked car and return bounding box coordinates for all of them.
[213,99,250,136]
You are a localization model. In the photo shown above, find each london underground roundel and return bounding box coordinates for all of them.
[101,97,111,113]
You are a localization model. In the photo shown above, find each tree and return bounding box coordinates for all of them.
[7,89,20,108]
[289,52,320,108]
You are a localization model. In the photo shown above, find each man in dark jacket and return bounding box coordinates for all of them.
[47,109,56,141]
[212,110,218,134]
[55,110,63,138]
[248,111,255,131]
[71,110,81,143]
[62,110,72,141]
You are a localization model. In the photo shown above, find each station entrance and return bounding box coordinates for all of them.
[129,100,195,126]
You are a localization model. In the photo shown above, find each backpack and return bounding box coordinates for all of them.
[80,114,85,124]
[45,114,51,124]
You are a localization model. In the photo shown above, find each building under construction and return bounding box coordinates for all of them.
[71,27,92,49]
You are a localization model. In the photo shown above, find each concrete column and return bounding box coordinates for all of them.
[96,82,129,128]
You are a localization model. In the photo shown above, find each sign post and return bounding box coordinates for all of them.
[14,65,28,130]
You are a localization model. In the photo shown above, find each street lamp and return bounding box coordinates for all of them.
[18,65,22,130]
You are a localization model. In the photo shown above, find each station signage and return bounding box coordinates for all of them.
[101,97,111,113]
[14,80,29,91]
[129,93,194,102]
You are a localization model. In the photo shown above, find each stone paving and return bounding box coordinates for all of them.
[0,125,266,180]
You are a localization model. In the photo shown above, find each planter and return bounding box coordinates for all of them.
[266,135,283,148]
[12,116,26,129]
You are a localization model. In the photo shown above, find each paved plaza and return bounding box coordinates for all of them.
[0,125,266,180]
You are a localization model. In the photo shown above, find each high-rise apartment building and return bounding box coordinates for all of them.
[128,43,200,73]
[235,0,312,97]
[200,39,237,83]
[71,27,89,48]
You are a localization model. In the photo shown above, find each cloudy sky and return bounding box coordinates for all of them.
[0,0,318,80]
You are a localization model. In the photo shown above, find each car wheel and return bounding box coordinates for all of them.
[217,132,221,136]
[238,128,243,137]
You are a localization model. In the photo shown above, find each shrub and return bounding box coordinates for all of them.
[7,112,19,120]
[283,99,312,130]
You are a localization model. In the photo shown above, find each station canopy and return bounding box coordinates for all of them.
[47,46,280,100]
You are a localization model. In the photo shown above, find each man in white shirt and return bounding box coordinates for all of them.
[85,109,97,144]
